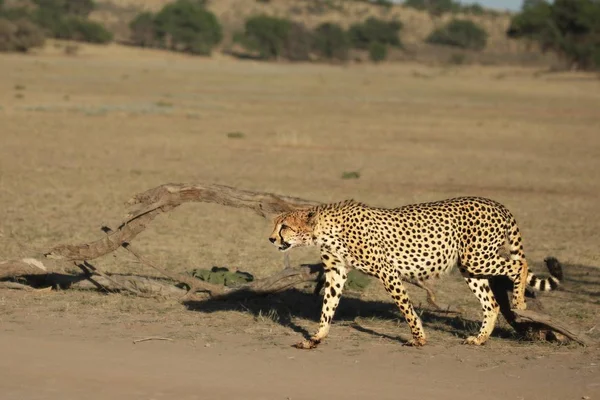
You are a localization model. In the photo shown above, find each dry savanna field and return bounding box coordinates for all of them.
[0,42,599,399]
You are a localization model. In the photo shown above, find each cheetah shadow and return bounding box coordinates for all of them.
[183,268,517,344]
[185,260,598,344]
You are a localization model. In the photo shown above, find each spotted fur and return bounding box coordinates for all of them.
[268,197,562,348]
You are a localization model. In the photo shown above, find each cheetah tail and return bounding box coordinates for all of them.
[526,257,564,291]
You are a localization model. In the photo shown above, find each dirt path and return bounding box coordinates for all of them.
[1,327,598,400]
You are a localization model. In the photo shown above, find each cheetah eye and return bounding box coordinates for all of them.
[281,224,295,232]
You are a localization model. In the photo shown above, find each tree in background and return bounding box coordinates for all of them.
[507,0,600,70]
[312,22,350,61]
[129,0,222,55]
[234,15,313,61]
[347,17,402,61]
[426,19,488,51]
[0,0,111,47]
[129,12,154,47]
[153,0,222,55]
[238,15,292,59]
[348,17,402,49]
[32,0,112,43]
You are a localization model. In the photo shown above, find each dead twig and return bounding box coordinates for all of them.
[133,337,174,344]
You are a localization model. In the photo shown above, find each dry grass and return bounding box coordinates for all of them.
[0,42,599,348]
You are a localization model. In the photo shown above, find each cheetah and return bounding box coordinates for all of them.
[268,197,562,349]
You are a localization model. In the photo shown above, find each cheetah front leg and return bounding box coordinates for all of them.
[382,271,427,346]
[295,251,348,350]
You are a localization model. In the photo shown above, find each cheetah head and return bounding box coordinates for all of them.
[268,209,316,252]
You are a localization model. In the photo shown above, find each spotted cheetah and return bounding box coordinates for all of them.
[268,197,562,349]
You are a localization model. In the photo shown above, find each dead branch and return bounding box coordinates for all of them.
[0,258,48,280]
[512,309,593,347]
[59,264,319,299]
[45,183,319,262]
[64,273,187,296]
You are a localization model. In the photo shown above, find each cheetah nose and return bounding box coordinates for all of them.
[269,238,276,244]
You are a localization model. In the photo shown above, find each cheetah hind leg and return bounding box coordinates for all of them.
[461,275,500,346]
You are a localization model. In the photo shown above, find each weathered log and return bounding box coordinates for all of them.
[0,258,48,279]
[45,183,320,262]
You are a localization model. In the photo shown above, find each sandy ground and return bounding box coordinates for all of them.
[1,327,599,400]
[0,43,599,399]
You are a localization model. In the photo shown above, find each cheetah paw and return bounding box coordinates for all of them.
[294,338,320,350]
[404,337,427,347]
[463,336,486,346]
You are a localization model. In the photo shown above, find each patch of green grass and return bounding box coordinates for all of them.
[341,171,360,179]
[227,132,245,139]
[345,269,371,291]
[155,100,173,108]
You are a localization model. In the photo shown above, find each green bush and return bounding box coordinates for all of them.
[426,19,488,51]
[282,21,311,61]
[56,16,112,43]
[507,0,600,70]
[238,15,311,61]
[240,15,291,59]
[348,17,402,49]
[506,0,556,50]
[368,41,387,62]
[312,22,349,61]
[129,12,155,47]
[30,0,112,43]
[153,0,222,55]
[0,0,110,45]
[0,17,45,52]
